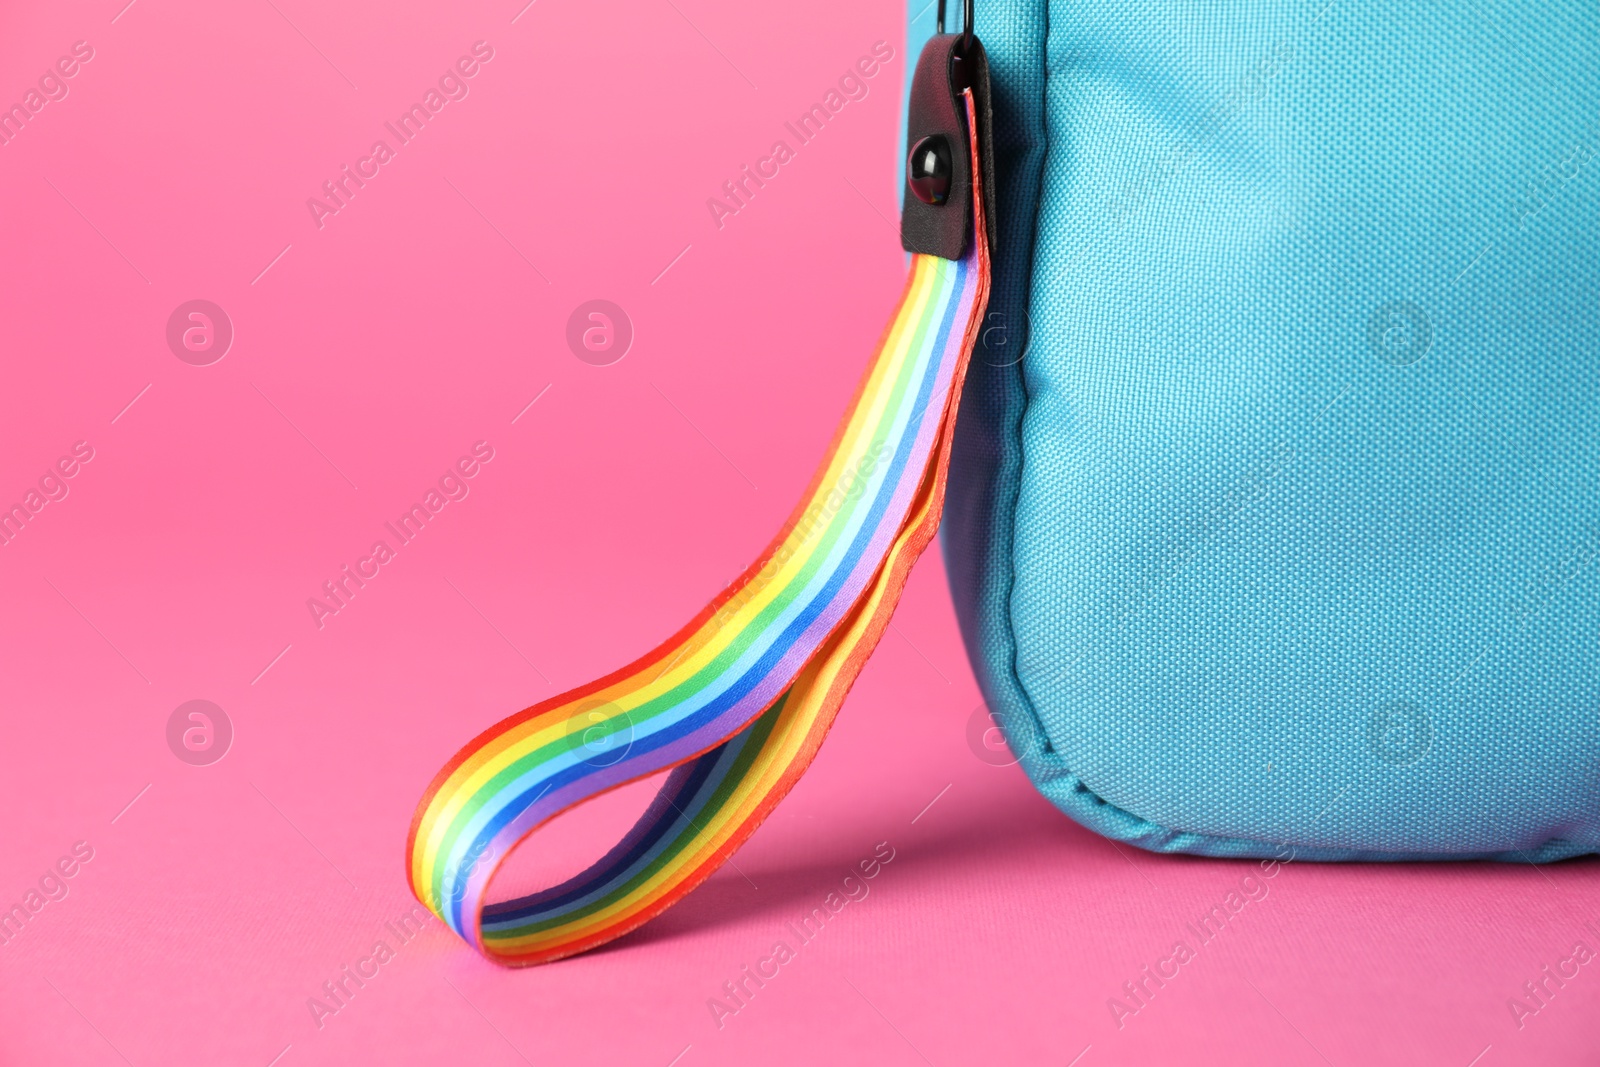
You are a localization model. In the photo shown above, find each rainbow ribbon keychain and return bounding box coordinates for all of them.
[409,23,995,965]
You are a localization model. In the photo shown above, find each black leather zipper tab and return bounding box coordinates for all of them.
[900,32,995,261]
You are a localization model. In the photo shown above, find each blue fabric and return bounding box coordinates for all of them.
[942,0,1600,860]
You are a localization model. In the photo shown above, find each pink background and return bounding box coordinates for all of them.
[0,0,1596,1063]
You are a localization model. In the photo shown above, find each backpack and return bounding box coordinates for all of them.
[408,0,1599,966]
[939,0,1600,862]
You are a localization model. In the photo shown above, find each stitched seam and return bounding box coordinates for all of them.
[994,14,1202,840]
[997,3,1185,844]
[999,0,1057,777]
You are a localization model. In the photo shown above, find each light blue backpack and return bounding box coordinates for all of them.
[927,0,1600,859]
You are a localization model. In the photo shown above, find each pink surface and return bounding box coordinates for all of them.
[0,0,1596,1064]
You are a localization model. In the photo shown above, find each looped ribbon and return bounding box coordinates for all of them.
[408,90,991,965]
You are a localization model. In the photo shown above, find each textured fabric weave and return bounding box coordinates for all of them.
[944,0,1600,859]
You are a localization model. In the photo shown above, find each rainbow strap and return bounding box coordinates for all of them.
[408,91,991,965]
